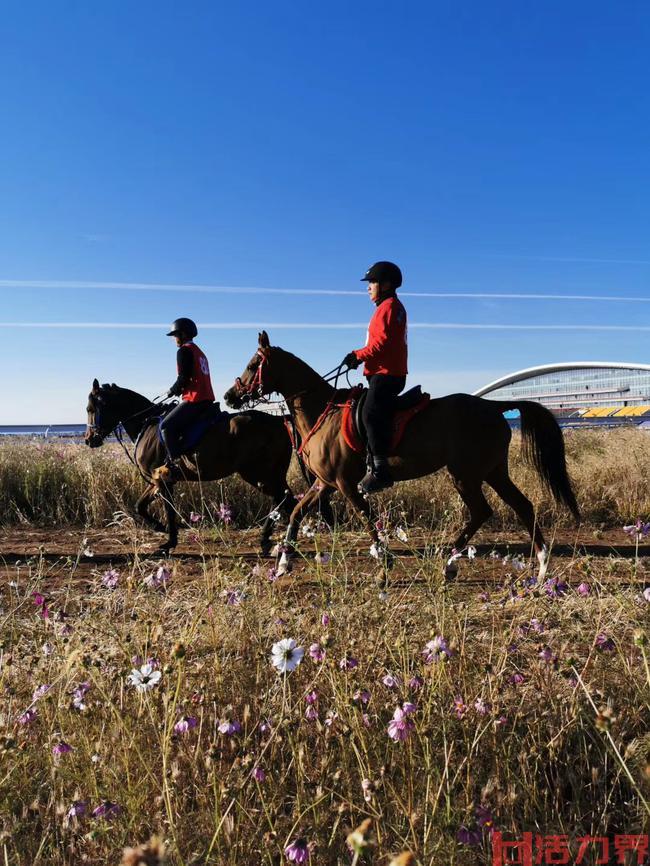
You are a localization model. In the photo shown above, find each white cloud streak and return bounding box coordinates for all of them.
[3,322,650,332]
[0,279,650,303]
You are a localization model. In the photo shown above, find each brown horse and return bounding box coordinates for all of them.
[224,331,580,577]
[84,379,308,554]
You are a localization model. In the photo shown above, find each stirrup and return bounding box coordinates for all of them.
[358,467,394,495]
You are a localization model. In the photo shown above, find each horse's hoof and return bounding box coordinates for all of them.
[155,544,175,556]
[270,543,281,557]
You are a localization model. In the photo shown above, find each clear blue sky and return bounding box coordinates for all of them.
[1,1,649,422]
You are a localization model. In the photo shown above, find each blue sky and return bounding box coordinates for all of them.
[1,1,649,422]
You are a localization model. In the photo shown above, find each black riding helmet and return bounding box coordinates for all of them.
[166,317,198,338]
[361,261,402,289]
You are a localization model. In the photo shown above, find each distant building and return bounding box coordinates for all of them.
[474,362,650,425]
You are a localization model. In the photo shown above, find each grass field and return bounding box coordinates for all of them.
[1,433,649,865]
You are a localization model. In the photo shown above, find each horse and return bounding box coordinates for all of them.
[224,331,580,578]
[84,378,309,554]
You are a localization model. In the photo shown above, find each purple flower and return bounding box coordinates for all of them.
[544,578,568,599]
[457,826,482,846]
[218,719,242,736]
[174,716,198,734]
[52,741,73,755]
[189,511,202,523]
[577,581,591,597]
[144,566,171,589]
[321,613,330,627]
[222,588,245,606]
[382,673,400,689]
[32,592,50,620]
[66,800,87,820]
[285,838,310,863]
[538,646,554,663]
[71,682,90,711]
[387,705,416,742]
[595,634,615,653]
[92,800,121,820]
[353,689,371,705]
[623,519,650,539]
[422,635,452,663]
[475,805,494,829]
[510,673,525,686]
[474,697,491,715]
[305,705,319,722]
[267,567,279,583]
[32,684,50,701]
[305,690,318,705]
[18,708,37,725]
[217,503,233,525]
[101,568,120,589]
[452,696,468,719]
[252,766,266,783]
[309,643,325,662]
[409,675,424,691]
[339,654,358,671]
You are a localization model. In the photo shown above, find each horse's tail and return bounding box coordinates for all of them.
[495,400,581,521]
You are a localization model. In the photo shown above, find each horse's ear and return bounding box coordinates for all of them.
[92,378,100,393]
[111,383,117,389]
[258,330,270,349]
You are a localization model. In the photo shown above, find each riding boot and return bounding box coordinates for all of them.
[358,455,394,494]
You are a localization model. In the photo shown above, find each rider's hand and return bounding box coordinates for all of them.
[343,352,361,370]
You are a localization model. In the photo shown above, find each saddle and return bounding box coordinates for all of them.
[154,401,229,454]
[342,385,430,455]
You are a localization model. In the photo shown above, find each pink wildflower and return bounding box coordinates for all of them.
[595,634,615,653]
[218,719,242,736]
[18,708,37,725]
[101,569,119,589]
[453,696,468,719]
[52,741,73,755]
[577,581,591,597]
[217,503,233,524]
[174,716,198,734]
[189,511,202,523]
[353,689,371,705]
[252,766,266,782]
[422,635,452,663]
[382,673,400,689]
[309,643,325,662]
[92,800,121,820]
[409,675,424,691]
[339,654,358,671]
[284,838,310,863]
[387,705,416,742]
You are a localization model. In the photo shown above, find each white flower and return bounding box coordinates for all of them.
[271,638,304,674]
[467,546,476,559]
[395,526,408,542]
[643,587,650,603]
[268,510,281,523]
[370,542,386,560]
[127,663,162,692]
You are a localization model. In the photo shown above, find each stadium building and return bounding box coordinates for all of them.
[473,362,650,426]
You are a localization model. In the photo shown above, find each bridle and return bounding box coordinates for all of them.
[233,348,270,401]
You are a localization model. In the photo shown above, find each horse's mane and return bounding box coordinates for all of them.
[101,383,153,406]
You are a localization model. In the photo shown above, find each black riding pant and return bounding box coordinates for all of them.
[159,400,211,459]
[362,374,406,457]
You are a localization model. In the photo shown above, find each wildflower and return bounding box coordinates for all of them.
[321,612,330,627]
[143,566,170,589]
[422,635,452,663]
[101,569,120,589]
[305,704,318,722]
[222,588,245,606]
[361,778,374,802]
[284,838,310,863]
[623,519,650,539]
[324,709,339,728]
[217,503,233,524]
[252,765,266,782]
[52,741,73,755]
[467,545,476,559]
[475,804,494,829]
[474,697,491,715]
[361,713,372,728]
[595,634,615,653]
[217,719,242,736]
[305,690,318,704]
[271,639,304,673]
[409,675,424,691]
[353,689,371,705]
[643,587,650,603]
[300,521,315,538]
[314,551,330,564]
[452,696,468,719]
[510,673,525,685]
[382,673,400,689]
[395,526,408,542]
[370,541,386,560]
[127,663,162,692]
[32,592,50,620]
[387,705,416,742]
[66,801,87,821]
[189,511,202,523]
[267,567,279,582]
[538,646,554,663]
[42,642,54,656]
[173,716,198,734]
[92,800,121,819]
[18,708,37,725]
[308,642,325,662]
[339,654,359,671]
[71,682,90,711]
[544,578,568,599]
[33,684,50,701]
[577,581,591,597]
[457,826,482,846]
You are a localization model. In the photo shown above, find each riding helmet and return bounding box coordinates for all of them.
[361,261,402,289]
[166,317,198,338]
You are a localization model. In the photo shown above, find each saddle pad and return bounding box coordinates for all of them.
[157,405,228,453]
[342,391,430,454]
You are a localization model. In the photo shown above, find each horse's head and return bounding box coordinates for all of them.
[224,331,276,409]
[85,380,122,447]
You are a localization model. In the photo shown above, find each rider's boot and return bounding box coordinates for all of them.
[358,455,393,494]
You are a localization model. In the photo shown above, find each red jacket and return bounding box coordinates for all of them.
[181,342,215,402]
[353,295,408,376]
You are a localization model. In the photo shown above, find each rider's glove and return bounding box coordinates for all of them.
[343,351,361,370]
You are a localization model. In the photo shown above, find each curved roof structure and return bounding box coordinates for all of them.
[473,361,650,397]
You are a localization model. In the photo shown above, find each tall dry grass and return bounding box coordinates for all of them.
[1,428,650,530]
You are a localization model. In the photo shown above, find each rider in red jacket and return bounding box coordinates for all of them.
[159,317,215,472]
[343,261,407,493]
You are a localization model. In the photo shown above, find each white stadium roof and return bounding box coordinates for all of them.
[473,361,650,397]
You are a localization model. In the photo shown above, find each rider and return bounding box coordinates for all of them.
[343,261,408,494]
[158,317,215,473]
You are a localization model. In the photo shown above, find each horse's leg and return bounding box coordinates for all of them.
[156,481,178,553]
[135,484,166,534]
[485,462,548,578]
[276,481,327,576]
[336,480,391,571]
[448,473,493,550]
[317,487,336,529]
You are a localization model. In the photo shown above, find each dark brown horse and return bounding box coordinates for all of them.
[224,332,580,577]
[84,379,305,553]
